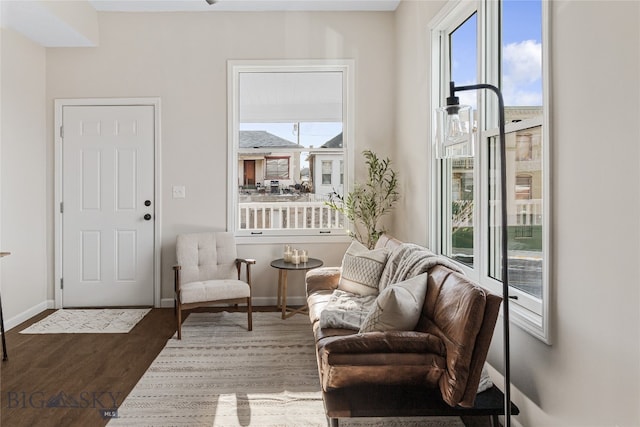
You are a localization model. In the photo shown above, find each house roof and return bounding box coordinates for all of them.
[239,131,302,149]
[321,132,343,148]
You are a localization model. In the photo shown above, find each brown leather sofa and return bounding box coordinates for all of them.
[305,235,503,423]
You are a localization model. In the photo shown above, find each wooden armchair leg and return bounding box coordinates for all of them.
[177,305,182,340]
[247,297,253,331]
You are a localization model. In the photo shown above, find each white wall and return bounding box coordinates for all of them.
[0,28,49,324]
[393,0,444,246]
[394,0,640,425]
[44,11,396,306]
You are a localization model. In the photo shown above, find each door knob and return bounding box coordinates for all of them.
[144,214,152,221]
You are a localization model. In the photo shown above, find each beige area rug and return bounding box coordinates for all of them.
[20,308,151,334]
[108,311,464,427]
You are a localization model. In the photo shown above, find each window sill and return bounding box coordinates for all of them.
[235,233,352,246]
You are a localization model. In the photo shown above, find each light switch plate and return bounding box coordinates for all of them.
[172,185,186,199]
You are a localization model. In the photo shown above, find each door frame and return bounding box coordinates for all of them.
[54,98,162,309]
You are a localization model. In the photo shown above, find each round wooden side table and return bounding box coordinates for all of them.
[270,257,323,319]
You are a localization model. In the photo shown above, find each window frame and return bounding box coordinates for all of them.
[227,59,355,242]
[429,0,552,343]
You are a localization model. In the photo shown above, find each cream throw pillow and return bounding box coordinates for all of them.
[338,241,389,296]
[359,273,428,333]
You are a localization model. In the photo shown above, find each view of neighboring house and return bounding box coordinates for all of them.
[238,130,343,199]
[238,130,303,191]
[308,132,344,198]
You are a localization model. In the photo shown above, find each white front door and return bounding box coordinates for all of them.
[61,105,155,307]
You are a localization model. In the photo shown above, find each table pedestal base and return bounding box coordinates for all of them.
[276,269,309,319]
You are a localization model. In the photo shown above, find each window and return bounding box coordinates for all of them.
[228,60,354,238]
[515,175,532,200]
[444,13,477,268]
[265,157,290,180]
[431,0,550,342]
[516,133,534,161]
[322,161,332,184]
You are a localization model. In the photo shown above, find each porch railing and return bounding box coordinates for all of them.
[456,199,543,227]
[239,201,344,230]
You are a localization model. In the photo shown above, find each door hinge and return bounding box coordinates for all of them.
[60,278,64,289]
[59,126,64,138]
[60,202,63,213]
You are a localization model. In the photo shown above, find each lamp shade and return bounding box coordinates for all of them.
[434,103,474,159]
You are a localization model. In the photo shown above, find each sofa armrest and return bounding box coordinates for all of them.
[320,331,445,356]
[306,266,342,295]
[424,266,502,408]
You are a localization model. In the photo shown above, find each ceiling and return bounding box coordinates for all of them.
[1,0,401,47]
[88,0,402,12]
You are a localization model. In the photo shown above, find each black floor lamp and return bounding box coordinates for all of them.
[435,81,512,426]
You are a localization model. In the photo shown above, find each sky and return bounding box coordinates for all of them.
[452,0,542,107]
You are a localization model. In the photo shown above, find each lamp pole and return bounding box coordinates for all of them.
[445,81,511,426]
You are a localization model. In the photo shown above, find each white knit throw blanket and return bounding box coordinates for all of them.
[318,290,376,330]
[378,243,464,292]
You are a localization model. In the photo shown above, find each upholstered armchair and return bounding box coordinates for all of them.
[173,232,254,339]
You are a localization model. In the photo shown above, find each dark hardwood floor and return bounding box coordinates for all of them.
[0,307,491,427]
[0,308,176,427]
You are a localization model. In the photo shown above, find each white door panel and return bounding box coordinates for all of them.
[62,105,154,307]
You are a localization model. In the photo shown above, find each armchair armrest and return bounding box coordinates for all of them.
[235,258,256,286]
[306,266,342,294]
[321,331,445,356]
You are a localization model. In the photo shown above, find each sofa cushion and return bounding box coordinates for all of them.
[359,273,428,333]
[338,241,389,296]
[180,279,250,304]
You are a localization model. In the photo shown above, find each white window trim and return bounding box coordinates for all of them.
[429,0,552,344]
[227,59,355,243]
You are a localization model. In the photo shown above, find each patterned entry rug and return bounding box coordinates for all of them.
[20,308,151,334]
[108,311,464,427]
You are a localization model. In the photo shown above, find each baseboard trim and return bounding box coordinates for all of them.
[5,300,53,331]
[160,298,174,308]
[159,296,307,308]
